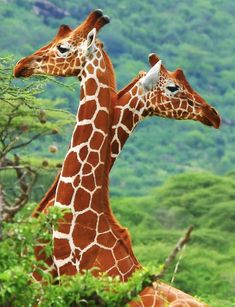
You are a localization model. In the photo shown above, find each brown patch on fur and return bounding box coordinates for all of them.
[90,131,104,150]
[56,181,74,206]
[74,187,91,211]
[62,151,80,177]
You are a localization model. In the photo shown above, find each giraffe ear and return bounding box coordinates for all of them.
[141,60,162,91]
[86,28,97,53]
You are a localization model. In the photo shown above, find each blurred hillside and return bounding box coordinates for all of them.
[0,0,235,197]
[112,172,235,306]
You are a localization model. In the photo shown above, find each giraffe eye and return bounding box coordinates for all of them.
[167,85,179,92]
[57,44,70,54]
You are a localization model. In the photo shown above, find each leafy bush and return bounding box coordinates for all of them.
[0,206,160,306]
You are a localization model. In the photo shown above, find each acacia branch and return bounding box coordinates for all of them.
[9,132,46,151]
[2,156,38,221]
[1,131,51,159]
[120,225,194,305]
[3,172,38,221]
[0,102,21,142]
[23,100,75,116]
[156,225,194,279]
[0,135,21,159]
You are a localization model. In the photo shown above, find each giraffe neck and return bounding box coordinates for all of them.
[98,73,150,278]
[88,49,141,280]
[111,78,148,163]
[32,72,144,219]
[53,48,113,276]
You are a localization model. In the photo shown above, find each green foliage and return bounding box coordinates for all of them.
[0,57,75,159]
[0,267,155,307]
[0,57,75,207]
[0,206,159,306]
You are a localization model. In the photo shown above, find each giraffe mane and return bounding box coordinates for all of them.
[117,74,143,99]
[99,44,117,92]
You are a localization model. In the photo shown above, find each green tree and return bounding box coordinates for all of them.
[0,57,74,221]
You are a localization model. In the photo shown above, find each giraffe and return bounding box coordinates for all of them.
[111,52,220,164]
[130,282,208,307]
[13,10,220,306]
[14,9,142,281]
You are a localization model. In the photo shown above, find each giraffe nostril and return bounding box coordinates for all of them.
[14,66,30,78]
[211,107,218,115]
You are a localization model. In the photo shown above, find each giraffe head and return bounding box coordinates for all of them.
[14,10,109,78]
[140,53,221,128]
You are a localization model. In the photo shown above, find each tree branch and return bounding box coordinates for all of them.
[120,225,194,305]
[1,131,51,159]
[2,156,38,221]
[0,101,21,143]
[156,225,194,279]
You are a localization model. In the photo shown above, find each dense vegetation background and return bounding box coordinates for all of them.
[0,0,235,306]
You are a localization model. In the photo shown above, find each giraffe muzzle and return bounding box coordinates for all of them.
[14,65,33,78]
[199,106,221,129]
[14,57,35,78]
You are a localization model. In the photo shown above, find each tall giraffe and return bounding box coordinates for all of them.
[14,10,141,279]
[14,11,220,306]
